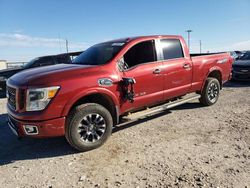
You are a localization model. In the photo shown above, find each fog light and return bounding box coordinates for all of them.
[24,125,38,135]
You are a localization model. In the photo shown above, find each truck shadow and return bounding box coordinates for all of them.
[0,102,205,165]
[0,112,171,165]
[113,111,171,133]
[0,113,75,165]
[170,102,204,110]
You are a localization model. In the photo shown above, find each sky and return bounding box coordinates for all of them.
[0,0,250,62]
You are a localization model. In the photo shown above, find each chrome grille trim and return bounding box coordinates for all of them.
[7,86,17,111]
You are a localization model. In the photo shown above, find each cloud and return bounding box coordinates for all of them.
[0,33,90,61]
[207,40,250,52]
[0,33,88,49]
[231,40,250,51]
[189,39,250,53]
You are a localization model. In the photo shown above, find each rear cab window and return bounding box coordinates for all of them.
[55,55,71,64]
[160,39,184,60]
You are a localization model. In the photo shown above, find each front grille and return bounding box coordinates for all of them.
[234,74,250,80]
[7,86,17,110]
[233,65,250,72]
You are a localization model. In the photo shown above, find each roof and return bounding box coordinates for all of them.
[105,35,181,43]
[59,51,83,56]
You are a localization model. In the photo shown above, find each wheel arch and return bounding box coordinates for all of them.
[62,89,120,125]
[201,67,223,91]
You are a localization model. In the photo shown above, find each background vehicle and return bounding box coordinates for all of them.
[0,51,82,92]
[6,35,233,151]
[229,51,238,60]
[235,51,245,59]
[232,51,250,80]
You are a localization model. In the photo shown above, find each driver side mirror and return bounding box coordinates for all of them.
[122,77,136,103]
[122,77,136,85]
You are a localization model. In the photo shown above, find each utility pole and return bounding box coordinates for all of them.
[66,39,69,53]
[58,34,62,52]
[185,30,193,51]
[199,40,202,54]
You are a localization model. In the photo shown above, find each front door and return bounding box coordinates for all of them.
[119,40,164,113]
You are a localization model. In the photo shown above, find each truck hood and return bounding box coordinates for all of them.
[8,64,95,87]
[233,60,250,67]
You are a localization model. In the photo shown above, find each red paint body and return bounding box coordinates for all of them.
[7,35,233,138]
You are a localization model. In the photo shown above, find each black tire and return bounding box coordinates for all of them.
[65,103,113,152]
[199,77,220,106]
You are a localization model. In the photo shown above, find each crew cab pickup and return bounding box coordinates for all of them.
[6,35,233,151]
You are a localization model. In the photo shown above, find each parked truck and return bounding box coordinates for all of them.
[6,35,233,151]
[0,51,82,93]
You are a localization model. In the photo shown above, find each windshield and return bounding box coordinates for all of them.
[73,42,125,65]
[238,52,250,60]
[23,57,39,68]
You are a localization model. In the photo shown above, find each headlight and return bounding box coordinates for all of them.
[26,86,60,111]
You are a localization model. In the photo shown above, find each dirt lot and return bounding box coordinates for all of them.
[0,81,250,188]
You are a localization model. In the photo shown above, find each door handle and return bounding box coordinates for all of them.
[183,64,191,69]
[153,69,161,74]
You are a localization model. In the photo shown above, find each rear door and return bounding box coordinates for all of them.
[159,38,192,99]
[120,40,164,112]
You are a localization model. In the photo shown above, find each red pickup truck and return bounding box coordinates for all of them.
[7,35,233,151]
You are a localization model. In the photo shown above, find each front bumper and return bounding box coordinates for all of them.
[232,71,250,80]
[7,115,66,138]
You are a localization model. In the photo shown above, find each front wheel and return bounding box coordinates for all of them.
[65,103,113,152]
[199,78,220,106]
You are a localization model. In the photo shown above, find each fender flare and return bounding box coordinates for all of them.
[61,87,120,118]
[201,66,223,91]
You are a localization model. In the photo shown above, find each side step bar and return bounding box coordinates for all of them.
[118,94,201,126]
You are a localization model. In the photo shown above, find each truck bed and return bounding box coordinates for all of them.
[189,52,232,93]
[190,52,226,57]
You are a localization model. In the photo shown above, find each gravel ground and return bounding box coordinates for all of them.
[0,81,250,188]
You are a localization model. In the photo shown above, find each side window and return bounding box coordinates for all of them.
[123,40,156,69]
[160,39,184,60]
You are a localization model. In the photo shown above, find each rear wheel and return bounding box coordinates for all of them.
[65,103,113,151]
[199,78,220,106]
